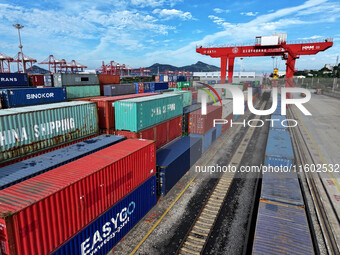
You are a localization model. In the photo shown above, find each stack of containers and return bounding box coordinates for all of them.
[215,99,233,133]
[90,93,158,134]
[115,94,183,149]
[97,74,120,95]
[0,135,125,190]
[182,104,201,136]
[143,82,169,93]
[197,87,223,104]
[156,136,202,195]
[0,101,99,165]
[192,91,198,104]
[134,82,144,94]
[189,105,222,152]
[0,139,157,255]
[44,74,53,87]
[0,87,67,108]
[53,73,100,99]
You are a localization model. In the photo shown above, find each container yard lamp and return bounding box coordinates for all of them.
[13,24,25,72]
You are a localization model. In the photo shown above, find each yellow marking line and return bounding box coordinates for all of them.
[292,107,340,193]
[129,120,239,255]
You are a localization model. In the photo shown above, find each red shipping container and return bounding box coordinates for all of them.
[91,93,158,131]
[0,139,155,255]
[189,105,222,134]
[97,74,120,84]
[192,91,198,100]
[116,116,182,149]
[138,83,144,93]
[155,75,160,82]
[181,87,195,91]
[29,74,45,86]
[222,113,233,133]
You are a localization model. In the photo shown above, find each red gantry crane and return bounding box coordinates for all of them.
[196,34,333,88]
[0,52,13,73]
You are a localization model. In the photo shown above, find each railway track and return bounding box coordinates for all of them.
[288,106,340,255]
[176,102,267,255]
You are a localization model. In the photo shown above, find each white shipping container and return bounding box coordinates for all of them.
[164,75,169,82]
[261,36,279,46]
[197,87,223,103]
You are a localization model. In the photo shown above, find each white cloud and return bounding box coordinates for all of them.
[213,8,230,14]
[298,35,323,39]
[153,9,193,20]
[130,0,181,7]
[241,11,259,16]
[208,15,225,25]
[193,29,203,34]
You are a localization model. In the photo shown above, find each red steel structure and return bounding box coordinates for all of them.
[0,52,13,73]
[196,38,333,87]
[11,52,37,73]
[97,60,133,76]
[39,55,87,73]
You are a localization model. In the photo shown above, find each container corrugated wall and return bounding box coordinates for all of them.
[169,90,192,108]
[53,73,99,87]
[197,87,223,103]
[0,101,99,163]
[115,94,183,132]
[0,87,66,108]
[52,176,157,255]
[0,139,155,255]
[156,137,202,195]
[92,93,157,131]
[66,85,100,99]
[116,116,182,149]
[0,73,29,87]
[261,171,304,206]
[189,105,222,134]
[265,130,294,168]
[252,201,314,255]
[103,84,136,96]
[270,115,287,131]
[97,74,120,84]
[190,126,217,152]
[0,135,125,190]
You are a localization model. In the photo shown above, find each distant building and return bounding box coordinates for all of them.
[324,64,334,71]
[193,71,263,83]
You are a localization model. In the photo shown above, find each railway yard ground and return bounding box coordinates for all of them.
[109,92,340,255]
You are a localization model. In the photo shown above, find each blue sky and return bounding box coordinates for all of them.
[0,0,339,73]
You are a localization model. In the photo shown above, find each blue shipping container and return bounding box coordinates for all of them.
[253,202,314,255]
[0,73,29,87]
[52,176,157,255]
[233,114,240,121]
[270,115,287,131]
[156,137,202,195]
[265,130,294,168]
[272,106,283,115]
[261,171,304,206]
[216,124,222,138]
[190,126,217,153]
[0,87,67,108]
[0,135,125,189]
[134,82,139,94]
[154,82,169,91]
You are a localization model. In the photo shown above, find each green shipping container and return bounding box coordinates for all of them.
[0,102,99,163]
[168,91,192,108]
[66,85,100,99]
[177,81,191,88]
[115,94,183,132]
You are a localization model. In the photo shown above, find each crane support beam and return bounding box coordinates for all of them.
[196,38,333,89]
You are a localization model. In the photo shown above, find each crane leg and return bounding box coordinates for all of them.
[221,57,227,84]
[228,57,234,83]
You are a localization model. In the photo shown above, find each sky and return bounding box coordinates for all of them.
[0,0,339,73]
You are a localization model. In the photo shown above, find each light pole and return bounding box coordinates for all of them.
[13,24,25,73]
